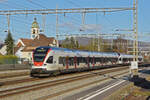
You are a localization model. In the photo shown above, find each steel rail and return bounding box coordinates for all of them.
[0,67,128,98]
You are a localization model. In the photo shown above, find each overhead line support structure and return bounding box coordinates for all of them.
[0,7,135,49]
[1,6,138,68]
[0,7,134,48]
[131,0,138,77]
[0,7,134,15]
[133,0,138,62]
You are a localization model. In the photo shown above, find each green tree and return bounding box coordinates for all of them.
[5,31,14,55]
[75,41,79,49]
[61,37,80,49]
[70,37,75,49]
[61,37,70,48]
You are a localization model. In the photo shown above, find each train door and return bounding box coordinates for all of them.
[58,56,65,70]
[53,55,61,70]
[45,52,58,71]
[45,56,55,70]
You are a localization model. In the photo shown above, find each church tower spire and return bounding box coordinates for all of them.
[31,17,40,39]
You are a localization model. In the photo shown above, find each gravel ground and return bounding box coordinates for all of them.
[0,67,126,90]
[0,75,29,82]
[0,70,30,78]
[104,67,150,100]
[51,70,129,100]
[1,68,129,100]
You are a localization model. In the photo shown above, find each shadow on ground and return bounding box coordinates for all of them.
[139,70,150,75]
[146,96,150,100]
[129,76,150,100]
[130,76,150,90]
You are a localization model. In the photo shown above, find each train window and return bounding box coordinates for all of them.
[59,57,63,64]
[95,57,100,63]
[83,57,86,63]
[34,48,49,54]
[89,58,92,64]
[46,56,53,63]
[69,57,74,66]
[59,57,66,66]
[33,56,45,62]
[118,58,121,61]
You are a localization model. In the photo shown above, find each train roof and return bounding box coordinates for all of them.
[36,46,116,53]
[36,46,143,58]
[36,46,118,57]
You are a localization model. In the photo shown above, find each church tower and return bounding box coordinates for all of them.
[31,18,40,39]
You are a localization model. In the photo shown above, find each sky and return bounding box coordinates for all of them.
[0,0,149,42]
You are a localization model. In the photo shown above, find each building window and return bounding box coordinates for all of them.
[33,29,36,34]
[32,35,35,38]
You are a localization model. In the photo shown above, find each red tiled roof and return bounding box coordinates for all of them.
[32,34,55,46]
[19,34,55,47]
[20,38,34,46]
[17,34,56,52]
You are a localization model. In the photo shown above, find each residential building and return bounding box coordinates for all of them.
[15,18,58,63]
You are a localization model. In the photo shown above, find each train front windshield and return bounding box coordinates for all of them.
[33,48,49,62]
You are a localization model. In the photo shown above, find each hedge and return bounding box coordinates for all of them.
[0,55,18,64]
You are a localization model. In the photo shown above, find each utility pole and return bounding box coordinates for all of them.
[42,14,46,33]
[82,11,85,25]
[98,34,100,51]
[92,37,95,51]
[6,14,14,56]
[135,0,138,62]
[7,14,10,32]
[56,5,59,47]
[127,39,129,54]
[111,39,113,51]
[131,0,139,78]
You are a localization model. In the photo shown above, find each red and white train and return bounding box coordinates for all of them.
[30,46,143,77]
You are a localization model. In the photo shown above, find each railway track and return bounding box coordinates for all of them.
[0,65,126,86]
[0,66,128,87]
[0,63,148,79]
[0,63,148,87]
[0,66,128,98]
[37,71,128,100]
[0,63,149,99]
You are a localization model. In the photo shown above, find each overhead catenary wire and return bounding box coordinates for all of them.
[26,0,47,9]
[0,1,24,9]
[66,0,82,20]
[0,7,133,35]
[67,0,81,7]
